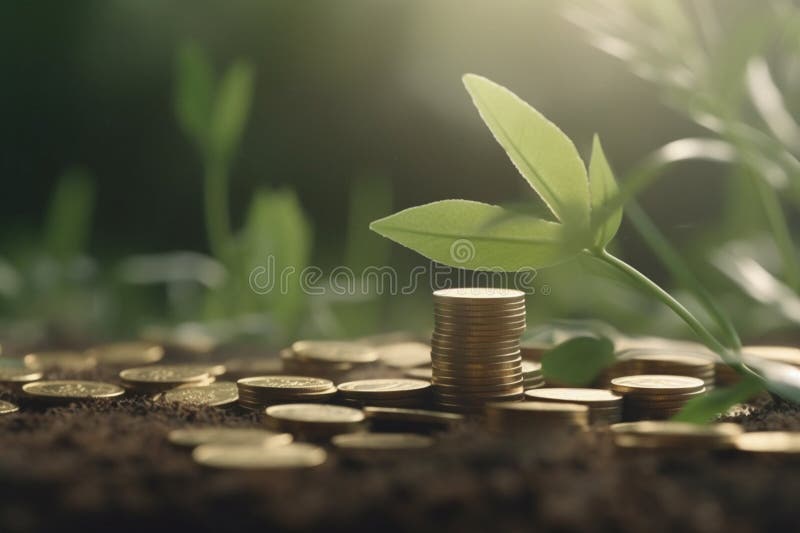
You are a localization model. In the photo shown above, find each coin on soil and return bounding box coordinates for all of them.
[22,380,124,401]
[0,400,19,414]
[193,442,326,469]
[85,341,164,366]
[168,427,293,447]
[610,375,705,395]
[332,432,434,451]
[265,403,365,437]
[163,381,239,407]
[238,375,334,393]
[734,431,800,454]
[291,340,378,364]
[0,367,43,385]
[120,365,212,390]
[23,351,96,371]
[375,342,431,369]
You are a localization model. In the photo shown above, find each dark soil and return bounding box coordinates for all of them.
[1,360,800,533]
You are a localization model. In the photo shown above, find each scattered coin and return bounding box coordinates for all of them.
[24,351,96,371]
[734,431,800,454]
[193,442,327,469]
[22,380,124,402]
[168,427,293,448]
[120,365,212,392]
[525,388,623,424]
[375,342,432,369]
[85,341,164,366]
[332,432,434,460]
[265,403,365,439]
[162,382,239,407]
[0,367,43,386]
[611,421,743,450]
[485,401,589,433]
[337,378,430,407]
[237,376,337,410]
[291,340,378,364]
[363,406,464,430]
[0,400,19,414]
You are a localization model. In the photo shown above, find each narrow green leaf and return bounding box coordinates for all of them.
[541,336,616,386]
[210,60,254,163]
[370,200,578,271]
[44,168,94,261]
[462,74,590,231]
[672,374,763,423]
[588,134,622,247]
[174,42,214,149]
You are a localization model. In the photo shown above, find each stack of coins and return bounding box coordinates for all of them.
[119,365,214,393]
[521,360,545,390]
[525,388,622,425]
[264,403,365,440]
[431,288,526,411]
[336,378,430,407]
[612,350,715,390]
[611,421,743,450]
[610,375,706,420]
[485,401,589,434]
[282,341,379,379]
[236,376,336,410]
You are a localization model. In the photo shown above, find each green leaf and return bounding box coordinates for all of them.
[541,336,616,386]
[588,134,622,247]
[462,74,590,232]
[370,200,580,271]
[44,168,94,262]
[672,374,764,423]
[210,60,254,163]
[174,42,214,149]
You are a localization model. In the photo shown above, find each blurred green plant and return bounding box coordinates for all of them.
[174,41,311,343]
[372,73,800,421]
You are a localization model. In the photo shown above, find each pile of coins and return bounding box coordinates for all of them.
[521,360,545,390]
[525,388,623,425]
[282,341,378,379]
[612,350,715,390]
[336,378,430,407]
[119,365,215,393]
[611,421,743,450]
[485,401,589,433]
[610,375,706,420]
[431,288,527,411]
[237,376,337,410]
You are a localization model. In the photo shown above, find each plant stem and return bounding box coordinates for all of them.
[593,248,730,358]
[204,157,232,261]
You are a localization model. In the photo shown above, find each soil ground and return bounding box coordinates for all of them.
[1,358,799,533]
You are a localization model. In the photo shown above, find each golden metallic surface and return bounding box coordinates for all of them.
[22,380,124,400]
[168,427,292,447]
[610,375,705,394]
[265,403,365,424]
[193,442,326,469]
[337,379,430,396]
[375,342,432,369]
[525,388,622,406]
[734,431,800,454]
[291,340,378,364]
[332,432,434,450]
[0,367,43,383]
[0,400,19,414]
[237,375,333,393]
[85,341,164,366]
[24,351,96,371]
[120,365,211,386]
[432,287,525,301]
[163,382,239,407]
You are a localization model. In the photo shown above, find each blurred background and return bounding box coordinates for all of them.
[3,0,800,351]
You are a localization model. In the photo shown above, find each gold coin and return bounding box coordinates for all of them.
[0,367,43,383]
[433,378,524,393]
[23,380,124,400]
[403,367,432,380]
[0,400,19,414]
[24,351,96,371]
[433,365,522,379]
[432,371,522,385]
[237,375,334,393]
[611,421,742,448]
[610,375,705,394]
[291,340,378,364]
[433,311,527,323]
[431,358,522,371]
[265,403,365,425]
[734,431,800,454]
[120,365,211,387]
[376,342,432,369]
[433,287,525,302]
[332,432,434,451]
[431,333,520,346]
[85,341,164,366]
[486,400,589,419]
[743,346,800,368]
[168,427,293,447]
[433,323,527,335]
[181,363,227,377]
[525,388,622,406]
[193,442,326,469]
[337,379,430,397]
[363,406,463,425]
[434,386,525,400]
[163,382,239,407]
